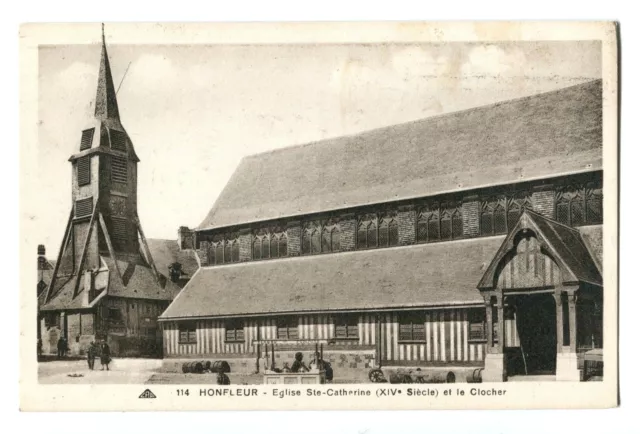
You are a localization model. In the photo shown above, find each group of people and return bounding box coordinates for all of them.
[43,336,112,371]
[268,352,333,381]
[87,341,112,371]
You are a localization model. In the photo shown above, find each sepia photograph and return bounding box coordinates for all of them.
[20,21,619,411]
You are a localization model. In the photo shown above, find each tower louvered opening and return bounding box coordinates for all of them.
[111,217,129,244]
[80,128,94,151]
[77,156,91,186]
[75,197,93,218]
[111,156,128,184]
[109,129,128,152]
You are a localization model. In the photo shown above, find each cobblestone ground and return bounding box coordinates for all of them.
[38,358,163,384]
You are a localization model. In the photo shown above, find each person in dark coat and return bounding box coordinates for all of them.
[87,342,97,370]
[57,336,65,358]
[100,342,111,371]
[37,338,43,357]
[216,371,231,385]
[290,352,309,373]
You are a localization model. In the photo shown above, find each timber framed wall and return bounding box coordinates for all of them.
[162,308,522,365]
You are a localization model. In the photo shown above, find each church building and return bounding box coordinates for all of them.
[160,78,604,382]
[38,29,198,357]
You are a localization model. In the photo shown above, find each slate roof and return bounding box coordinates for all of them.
[198,79,603,231]
[39,239,199,311]
[526,212,602,286]
[159,237,505,320]
[578,225,603,270]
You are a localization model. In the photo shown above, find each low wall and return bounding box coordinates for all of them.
[162,349,377,381]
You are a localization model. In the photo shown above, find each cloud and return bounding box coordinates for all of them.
[460,45,527,77]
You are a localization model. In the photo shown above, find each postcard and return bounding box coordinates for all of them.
[19,21,619,411]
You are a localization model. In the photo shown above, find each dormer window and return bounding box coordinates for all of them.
[80,128,94,151]
[111,156,128,184]
[109,129,127,152]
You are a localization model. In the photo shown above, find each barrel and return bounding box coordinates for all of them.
[422,371,456,383]
[181,362,190,373]
[389,373,414,384]
[211,360,231,374]
[466,368,483,383]
[184,361,204,374]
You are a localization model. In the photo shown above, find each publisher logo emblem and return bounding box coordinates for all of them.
[139,389,157,399]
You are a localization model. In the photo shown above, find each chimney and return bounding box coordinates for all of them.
[177,226,194,250]
[37,245,46,270]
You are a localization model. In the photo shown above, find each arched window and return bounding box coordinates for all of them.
[427,209,440,242]
[212,235,224,265]
[261,234,270,259]
[586,183,603,224]
[507,193,531,231]
[480,197,507,236]
[417,210,429,243]
[253,234,263,260]
[357,215,377,250]
[253,227,287,260]
[321,220,340,253]
[224,240,232,262]
[556,183,602,227]
[278,233,288,257]
[440,209,452,240]
[418,202,463,243]
[357,212,397,249]
[302,221,322,255]
[378,213,398,247]
[231,240,240,262]
[556,186,584,227]
[494,202,507,234]
[270,235,278,258]
[451,208,463,239]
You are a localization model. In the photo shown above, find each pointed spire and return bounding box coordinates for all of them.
[94,23,120,121]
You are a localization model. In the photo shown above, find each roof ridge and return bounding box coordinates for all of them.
[242,79,603,161]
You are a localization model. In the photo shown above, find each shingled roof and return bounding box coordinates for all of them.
[198,79,603,231]
[477,210,602,290]
[40,239,198,311]
[159,237,505,320]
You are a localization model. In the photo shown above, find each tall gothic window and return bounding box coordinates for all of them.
[357,214,378,250]
[208,232,240,265]
[321,220,341,253]
[253,227,287,260]
[378,213,398,247]
[417,202,463,243]
[302,221,322,254]
[357,212,398,249]
[302,219,339,255]
[556,183,603,227]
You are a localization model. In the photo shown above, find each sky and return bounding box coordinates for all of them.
[35,40,601,250]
